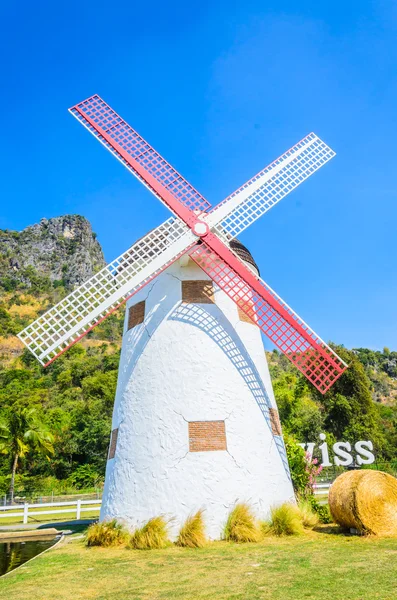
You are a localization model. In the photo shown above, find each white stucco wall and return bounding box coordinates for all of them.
[100,257,294,539]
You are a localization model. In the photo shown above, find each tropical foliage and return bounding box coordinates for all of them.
[0,406,54,500]
[0,292,121,497]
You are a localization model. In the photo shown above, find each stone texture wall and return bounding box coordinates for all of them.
[101,257,294,539]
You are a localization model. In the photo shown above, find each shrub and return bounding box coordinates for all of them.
[176,510,207,548]
[284,434,310,496]
[30,475,79,495]
[298,500,319,529]
[224,503,260,543]
[68,464,101,489]
[307,495,333,524]
[86,519,128,547]
[269,503,304,536]
[128,516,170,550]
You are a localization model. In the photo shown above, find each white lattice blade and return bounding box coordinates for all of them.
[205,133,335,238]
[18,218,196,365]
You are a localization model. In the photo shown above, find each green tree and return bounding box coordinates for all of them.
[316,345,387,455]
[0,406,54,501]
[272,368,324,441]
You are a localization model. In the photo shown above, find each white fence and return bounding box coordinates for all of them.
[0,499,101,524]
[2,491,102,507]
[314,482,331,496]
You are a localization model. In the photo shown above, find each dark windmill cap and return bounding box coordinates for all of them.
[229,238,260,275]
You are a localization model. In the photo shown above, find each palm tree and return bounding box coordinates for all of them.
[0,406,54,503]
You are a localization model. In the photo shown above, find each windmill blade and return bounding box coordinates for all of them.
[204,133,335,239]
[189,239,347,394]
[18,218,197,366]
[70,95,211,214]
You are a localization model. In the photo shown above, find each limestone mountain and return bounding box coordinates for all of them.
[0,215,105,291]
[0,215,122,363]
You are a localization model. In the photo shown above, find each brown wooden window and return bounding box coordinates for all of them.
[182,280,214,304]
[237,305,256,325]
[128,300,145,330]
[108,428,119,460]
[188,421,227,452]
[269,408,282,436]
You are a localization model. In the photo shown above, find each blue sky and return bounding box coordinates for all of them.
[1,1,396,350]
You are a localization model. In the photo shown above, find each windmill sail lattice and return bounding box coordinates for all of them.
[18,218,196,365]
[18,94,347,393]
[190,243,346,393]
[207,133,335,239]
[70,95,211,214]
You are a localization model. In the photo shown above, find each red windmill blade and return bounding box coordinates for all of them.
[70,95,211,215]
[18,94,347,393]
[189,241,345,393]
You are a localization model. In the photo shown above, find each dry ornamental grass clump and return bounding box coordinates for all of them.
[268,503,304,536]
[298,500,320,529]
[329,470,397,536]
[224,503,260,543]
[86,519,129,547]
[176,510,207,548]
[128,516,170,550]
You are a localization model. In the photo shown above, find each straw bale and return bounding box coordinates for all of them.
[329,470,397,536]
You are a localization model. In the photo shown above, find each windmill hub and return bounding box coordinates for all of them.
[192,220,210,237]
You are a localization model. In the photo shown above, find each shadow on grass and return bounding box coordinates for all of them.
[37,520,96,534]
[312,524,346,535]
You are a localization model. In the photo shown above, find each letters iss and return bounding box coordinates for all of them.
[298,433,375,467]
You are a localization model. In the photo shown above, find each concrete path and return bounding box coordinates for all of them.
[0,519,95,532]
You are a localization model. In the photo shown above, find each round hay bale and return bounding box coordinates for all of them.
[329,470,397,536]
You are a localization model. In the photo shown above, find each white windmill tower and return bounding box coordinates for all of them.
[18,95,347,538]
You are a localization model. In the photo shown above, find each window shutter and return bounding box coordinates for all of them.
[108,428,119,460]
[237,305,257,325]
[269,408,282,436]
[188,421,227,452]
[182,280,214,304]
[128,300,145,330]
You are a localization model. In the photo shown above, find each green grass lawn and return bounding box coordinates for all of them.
[1,526,397,600]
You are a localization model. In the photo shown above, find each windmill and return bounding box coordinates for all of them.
[18,95,347,537]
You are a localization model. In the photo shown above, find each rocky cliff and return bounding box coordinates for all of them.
[0,215,105,291]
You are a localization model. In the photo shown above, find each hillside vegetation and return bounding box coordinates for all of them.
[267,349,397,463]
[0,215,396,497]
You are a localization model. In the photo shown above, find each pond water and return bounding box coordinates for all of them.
[0,538,58,576]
